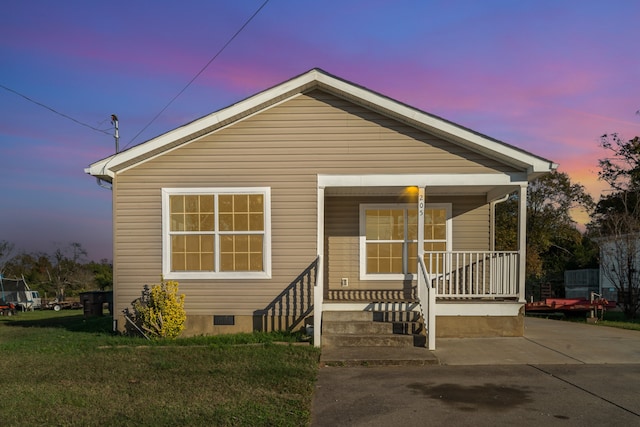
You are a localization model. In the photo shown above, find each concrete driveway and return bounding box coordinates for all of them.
[434,316,640,365]
[311,317,640,426]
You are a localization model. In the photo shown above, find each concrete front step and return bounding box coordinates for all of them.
[323,310,422,323]
[323,333,426,348]
[323,320,423,335]
[322,309,426,349]
[320,346,439,366]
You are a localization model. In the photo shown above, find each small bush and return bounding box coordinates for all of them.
[130,281,186,339]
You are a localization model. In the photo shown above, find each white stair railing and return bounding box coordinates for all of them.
[417,256,436,350]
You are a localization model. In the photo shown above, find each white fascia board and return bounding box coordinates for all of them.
[86,71,322,179]
[318,173,527,188]
[85,154,117,180]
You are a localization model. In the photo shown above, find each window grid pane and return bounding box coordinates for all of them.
[366,242,403,274]
[171,234,214,271]
[170,195,214,232]
[220,234,264,272]
[424,208,447,242]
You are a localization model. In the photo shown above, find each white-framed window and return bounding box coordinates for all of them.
[162,187,271,280]
[359,203,451,280]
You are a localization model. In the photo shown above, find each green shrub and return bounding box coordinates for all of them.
[131,280,186,339]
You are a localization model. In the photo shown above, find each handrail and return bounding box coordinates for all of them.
[313,254,323,348]
[258,257,318,332]
[417,256,435,350]
[417,256,429,316]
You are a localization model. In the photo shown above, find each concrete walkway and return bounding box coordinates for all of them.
[311,318,640,426]
[434,316,640,365]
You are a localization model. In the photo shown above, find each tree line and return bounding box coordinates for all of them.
[0,241,112,300]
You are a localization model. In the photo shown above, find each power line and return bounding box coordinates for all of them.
[0,83,111,136]
[122,0,270,151]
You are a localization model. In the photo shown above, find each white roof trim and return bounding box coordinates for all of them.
[86,68,557,181]
[317,173,527,188]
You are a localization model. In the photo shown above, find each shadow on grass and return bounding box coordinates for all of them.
[1,311,114,334]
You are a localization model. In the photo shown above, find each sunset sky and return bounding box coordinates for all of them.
[1,0,639,261]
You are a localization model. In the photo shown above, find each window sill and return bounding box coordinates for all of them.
[359,273,416,281]
[164,271,271,280]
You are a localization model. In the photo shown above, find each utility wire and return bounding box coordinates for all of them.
[0,83,111,136]
[122,0,270,151]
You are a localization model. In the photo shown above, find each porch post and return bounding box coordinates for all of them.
[418,187,435,349]
[418,186,425,297]
[313,186,325,347]
[518,184,527,303]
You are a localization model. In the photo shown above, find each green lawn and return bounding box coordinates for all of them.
[528,310,640,331]
[596,310,640,331]
[0,310,320,426]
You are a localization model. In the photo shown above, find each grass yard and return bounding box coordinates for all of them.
[528,309,640,331]
[596,310,640,331]
[0,310,320,426]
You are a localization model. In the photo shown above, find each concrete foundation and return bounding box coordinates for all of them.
[436,314,524,338]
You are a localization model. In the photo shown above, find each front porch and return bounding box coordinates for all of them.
[320,250,524,349]
[314,174,529,349]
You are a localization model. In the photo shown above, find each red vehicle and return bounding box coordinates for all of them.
[526,297,616,314]
[0,299,17,316]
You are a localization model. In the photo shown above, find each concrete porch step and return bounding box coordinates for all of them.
[321,308,427,350]
[323,309,422,323]
[323,320,423,335]
[320,345,439,367]
[323,333,426,348]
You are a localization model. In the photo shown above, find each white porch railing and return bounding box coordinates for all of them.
[425,251,520,298]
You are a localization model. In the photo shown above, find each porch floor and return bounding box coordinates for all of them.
[320,345,438,366]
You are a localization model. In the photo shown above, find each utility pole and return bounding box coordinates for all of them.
[111,114,119,153]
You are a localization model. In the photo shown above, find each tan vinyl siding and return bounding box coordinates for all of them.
[450,196,491,251]
[113,90,507,317]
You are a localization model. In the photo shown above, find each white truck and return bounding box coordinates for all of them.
[0,276,41,311]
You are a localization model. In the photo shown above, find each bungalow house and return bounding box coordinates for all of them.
[86,68,556,349]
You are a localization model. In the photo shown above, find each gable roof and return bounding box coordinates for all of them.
[86,68,557,182]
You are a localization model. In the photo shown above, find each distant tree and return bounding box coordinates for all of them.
[592,201,640,319]
[86,259,113,290]
[597,133,640,192]
[589,132,640,318]
[0,240,15,276]
[49,242,92,299]
[496,170,595,298]
[1,242,113,301]
[4,251,51,282]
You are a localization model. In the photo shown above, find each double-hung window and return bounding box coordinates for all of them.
[360,203,450,280]
[162,188,271,279]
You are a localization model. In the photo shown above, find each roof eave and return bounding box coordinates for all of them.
[86,68,557,180]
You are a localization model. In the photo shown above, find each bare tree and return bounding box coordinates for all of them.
[592,132,640,318]
[0,240,15,276]
[595,207,640,318]
[49,242,91,299]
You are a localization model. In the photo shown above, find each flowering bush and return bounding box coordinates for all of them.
[131,280,186,339]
